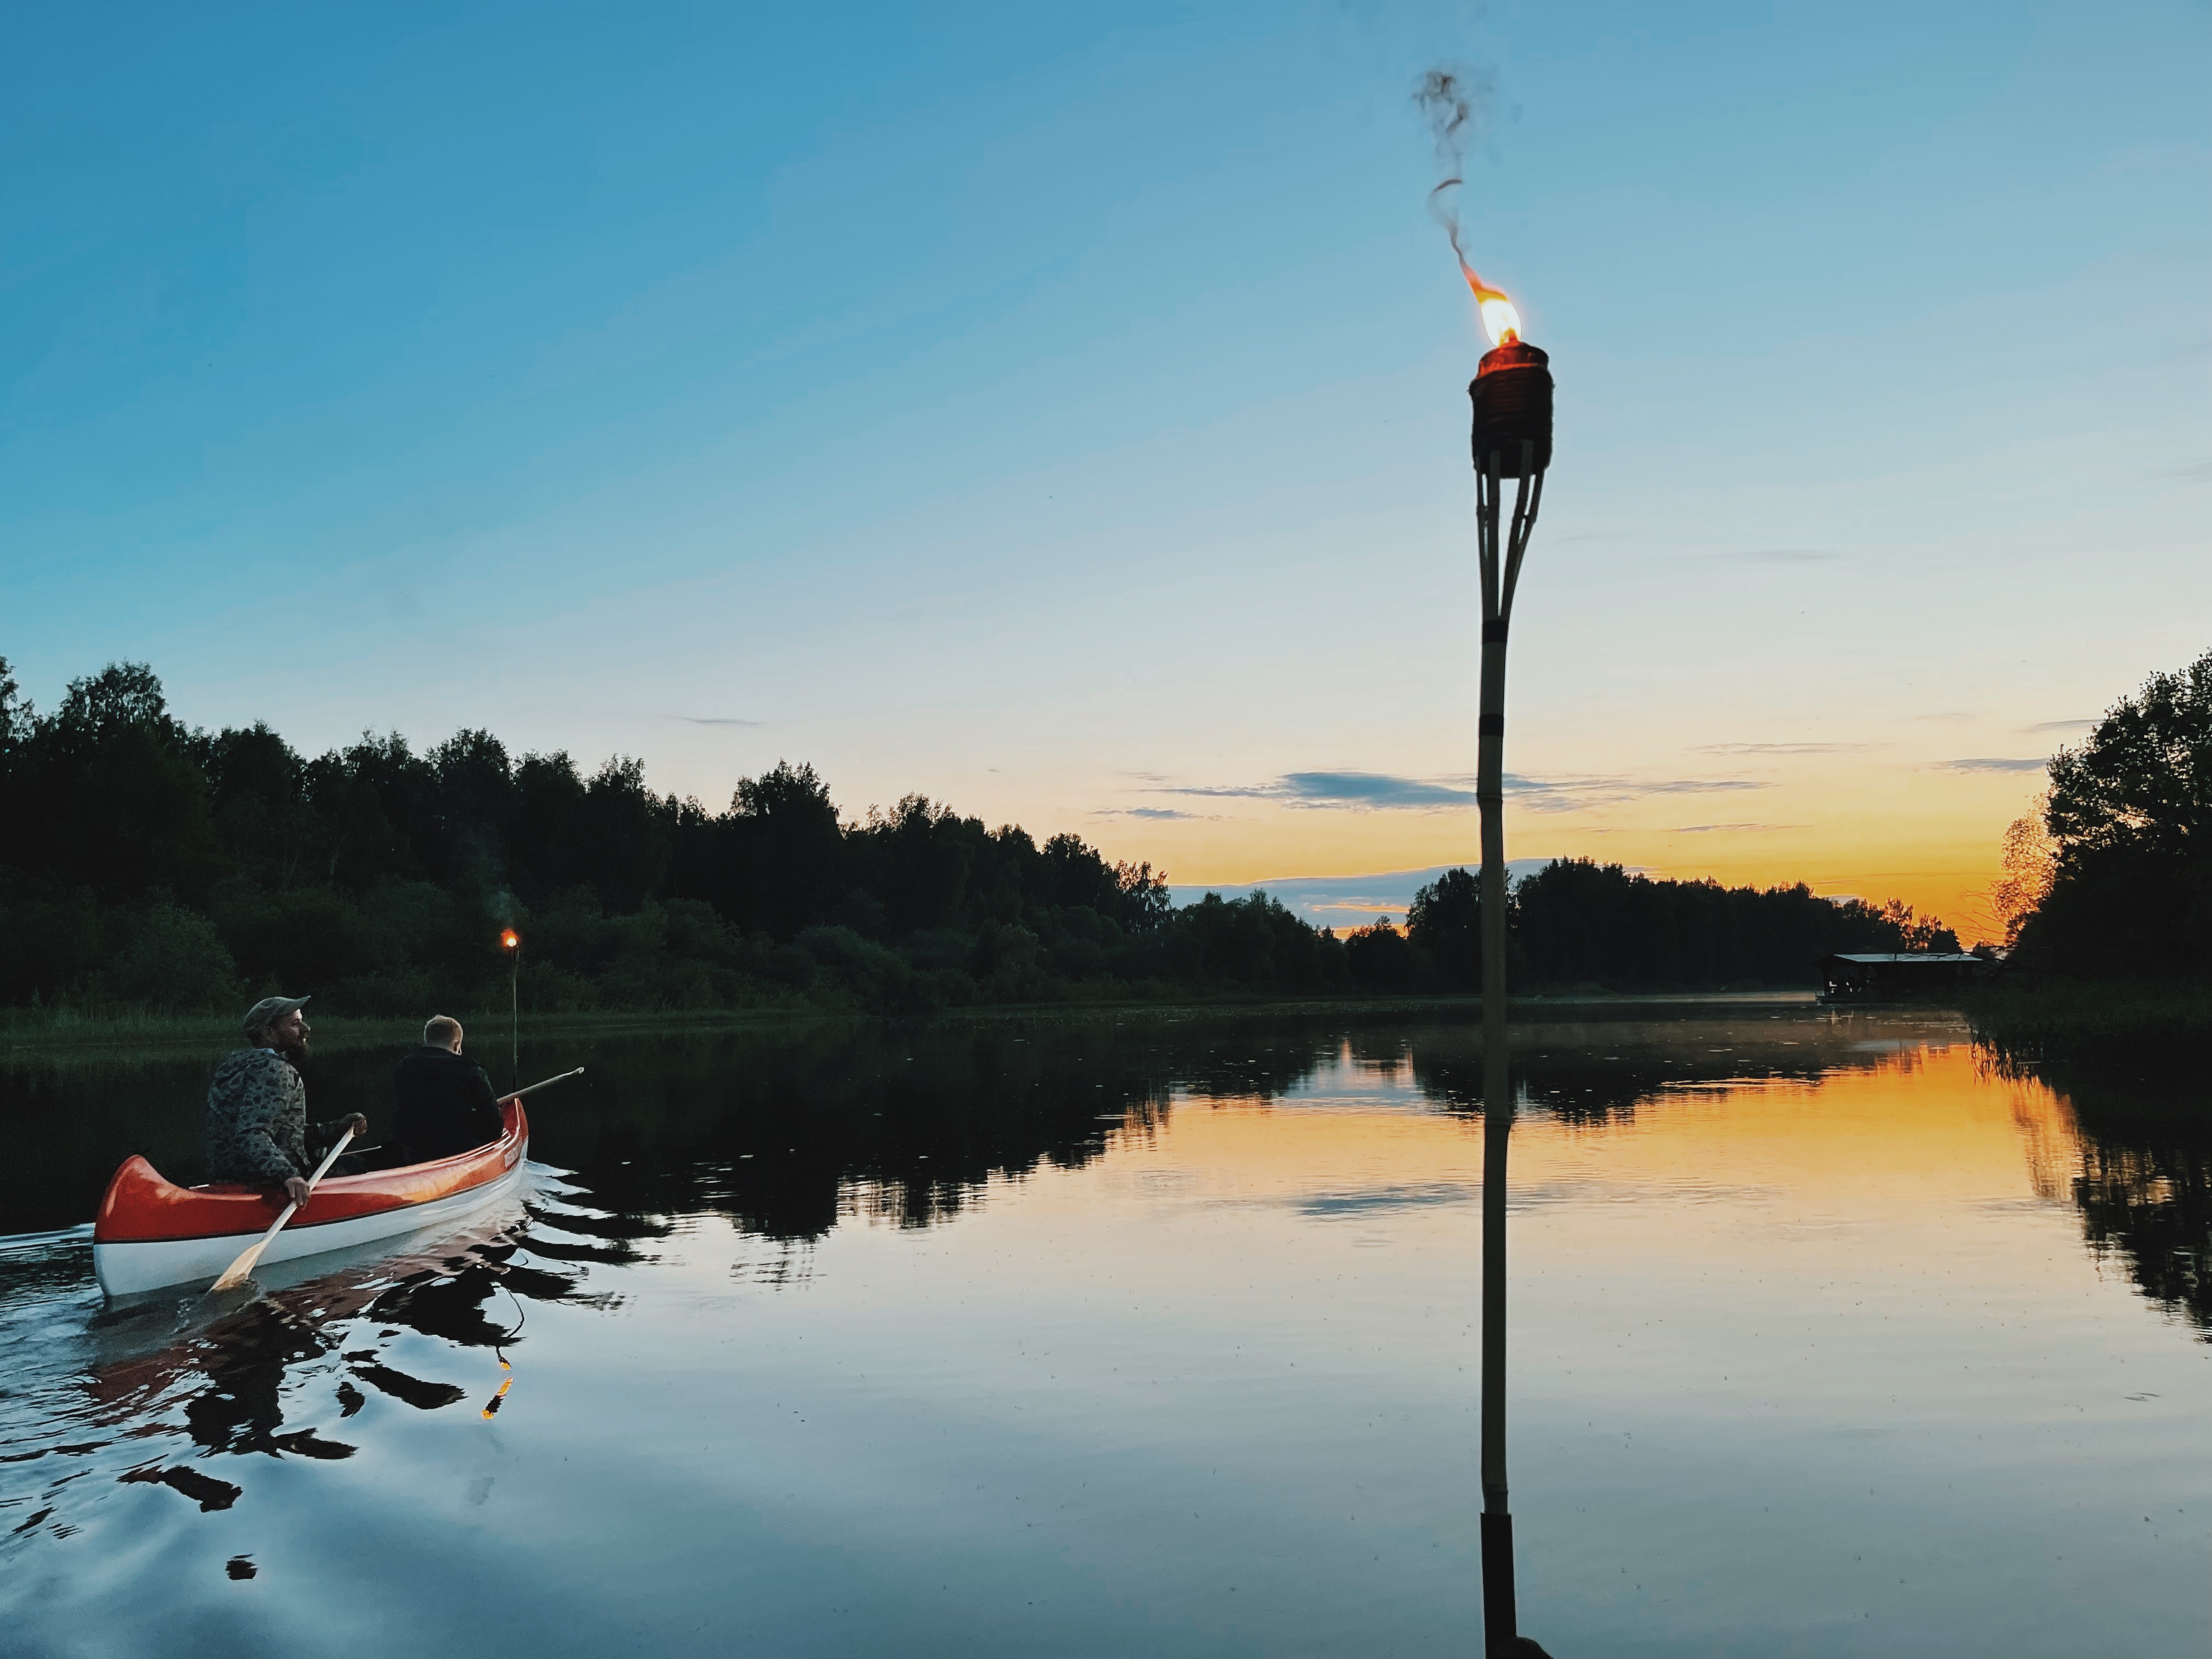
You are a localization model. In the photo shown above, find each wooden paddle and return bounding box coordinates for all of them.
[497,1066,584,1104]
[209,1127,357,1292]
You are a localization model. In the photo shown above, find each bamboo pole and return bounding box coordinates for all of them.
[1476,438,1543,1656]
[509,941,521,1092]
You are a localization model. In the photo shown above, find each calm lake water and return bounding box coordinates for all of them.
[2,1005,2205,1657]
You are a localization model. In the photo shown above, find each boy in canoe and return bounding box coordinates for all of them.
[391,1015,505,1164]
[206,995,368,1206]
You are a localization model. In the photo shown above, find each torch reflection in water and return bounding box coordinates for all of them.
[482,1355,514,1419]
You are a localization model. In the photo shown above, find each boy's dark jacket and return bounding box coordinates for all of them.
[392,1046,504,1163]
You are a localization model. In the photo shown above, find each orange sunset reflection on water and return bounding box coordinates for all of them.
[1083,1024,2077,1218]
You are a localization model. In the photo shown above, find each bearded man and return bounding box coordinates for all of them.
[205,996,367,1206]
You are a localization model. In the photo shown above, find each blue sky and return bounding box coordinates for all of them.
[3,1,2206,925]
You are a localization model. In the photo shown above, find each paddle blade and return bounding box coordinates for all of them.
[204,1130,349,1295]
[208,1198,301,1293]
[208,1241,269,1293]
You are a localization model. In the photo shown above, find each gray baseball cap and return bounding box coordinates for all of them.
[242,995,311,1037]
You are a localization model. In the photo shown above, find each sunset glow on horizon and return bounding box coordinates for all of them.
[1102,759,2049,938]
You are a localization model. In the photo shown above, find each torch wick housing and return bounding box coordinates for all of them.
[1469,340,1554,479]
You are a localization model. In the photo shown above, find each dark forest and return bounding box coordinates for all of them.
[0,659,1956,1018]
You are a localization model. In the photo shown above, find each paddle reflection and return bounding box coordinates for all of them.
[0,1207,632,1550]
[180,1297,360,1461]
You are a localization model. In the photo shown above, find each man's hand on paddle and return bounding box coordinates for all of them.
[286,1117,368,1207]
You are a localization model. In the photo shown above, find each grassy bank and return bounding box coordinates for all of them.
[0,986,1824,1061]
[1964,979,2211,1076]
[0,1002,843,1062]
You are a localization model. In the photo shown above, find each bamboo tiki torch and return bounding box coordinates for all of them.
[1468,292,1553,1658]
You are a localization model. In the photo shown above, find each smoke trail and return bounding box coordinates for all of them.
[1415,64,1497,285]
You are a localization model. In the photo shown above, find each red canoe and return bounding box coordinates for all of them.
[93,1098,530,1296]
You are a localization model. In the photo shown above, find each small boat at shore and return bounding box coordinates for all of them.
[93,1099,531,1297]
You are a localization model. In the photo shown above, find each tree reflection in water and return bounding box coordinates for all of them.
[2010,1062,2211,1338]
[2075,1140,2210,1333]
[504,1011,2208,1342]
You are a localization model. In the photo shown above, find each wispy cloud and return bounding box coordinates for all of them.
[1154,783,1282,801]
[1694,741,1876,756]
[1708,548,1845,564]
[675,715,764,727]
[1156,771,1477,808]
[1511,775,1773,814]
[1285,771,1478,807]
[1503,775,1771,803]
[1150,769,1770,815]
[1101,806,1209,821]
[2020,719,2095,734]
[1669,822,1808,834]
[1937,757,2047,774]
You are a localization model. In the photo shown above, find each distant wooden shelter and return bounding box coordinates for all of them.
[1818,952,1993,1001]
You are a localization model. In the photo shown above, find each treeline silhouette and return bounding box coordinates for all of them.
[0,659,1949,1018]
[2012,646,2210,981]
[1966,646,2209,1071]
[1392,859,1956,994]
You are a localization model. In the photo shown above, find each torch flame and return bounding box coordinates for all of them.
[1460,267,1522,347]
[1477,292,1522,348]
